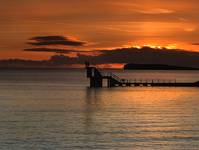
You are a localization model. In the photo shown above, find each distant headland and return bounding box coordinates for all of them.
[124,63,199,70]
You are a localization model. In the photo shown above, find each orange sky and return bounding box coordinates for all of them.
[0,0,199,60]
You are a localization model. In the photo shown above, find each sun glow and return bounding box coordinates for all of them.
[143,44,162,49]
[132,45,142,49]
[129,44,179,50]
[165,44,178,49]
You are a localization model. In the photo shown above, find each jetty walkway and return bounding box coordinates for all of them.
[86,66,199,88]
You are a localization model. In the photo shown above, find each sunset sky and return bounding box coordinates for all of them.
[1,0,199,60]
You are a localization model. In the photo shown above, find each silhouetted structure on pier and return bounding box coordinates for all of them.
[85,64,199,88]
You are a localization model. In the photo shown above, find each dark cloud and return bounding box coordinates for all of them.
[27,36,86,46]
[24,48,89,54]
[24,46,199,68]
[25,48,74,54]
[53,47,199,68]
[192,43,199,45]
[2,46,199,68]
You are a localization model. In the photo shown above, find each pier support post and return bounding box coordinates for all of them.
[90,77,103,88]
[86,66,103,88]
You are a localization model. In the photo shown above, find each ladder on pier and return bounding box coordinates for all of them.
[86,66,122,87]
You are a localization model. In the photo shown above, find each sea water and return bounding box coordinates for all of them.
[0,69,198,150]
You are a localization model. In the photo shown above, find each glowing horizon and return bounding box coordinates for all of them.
[0,0,199,61]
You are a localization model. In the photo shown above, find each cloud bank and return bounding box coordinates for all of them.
[27,36,86,46]
[27,46,199,68]
[1,46,199,68]
[24,48,92,54]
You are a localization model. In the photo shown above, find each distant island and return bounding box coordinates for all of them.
[124,63,199,70]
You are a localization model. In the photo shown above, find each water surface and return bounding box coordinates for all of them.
[0,69,198,150]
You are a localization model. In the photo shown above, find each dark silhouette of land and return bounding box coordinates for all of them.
[124,63,199,70]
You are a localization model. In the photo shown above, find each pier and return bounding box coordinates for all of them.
[86,65,199,88]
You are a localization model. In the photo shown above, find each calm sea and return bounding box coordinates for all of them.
[0,69,198,150]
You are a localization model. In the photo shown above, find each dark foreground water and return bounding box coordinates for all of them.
[0,69,198,150]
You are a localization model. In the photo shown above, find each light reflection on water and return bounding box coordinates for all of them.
[0,70,198,149]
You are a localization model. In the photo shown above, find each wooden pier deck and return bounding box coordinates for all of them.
[86,66,199,88]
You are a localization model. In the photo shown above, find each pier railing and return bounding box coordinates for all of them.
[108,72,122,82]
[97,69,122,82]
[98,68,177,84]
[127,79,177,84]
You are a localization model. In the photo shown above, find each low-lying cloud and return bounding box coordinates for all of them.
[192,43,199,46]
[27,36,86,46]
[2,46,199,68]
[24,48,91,54]
[23,46,199,68]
